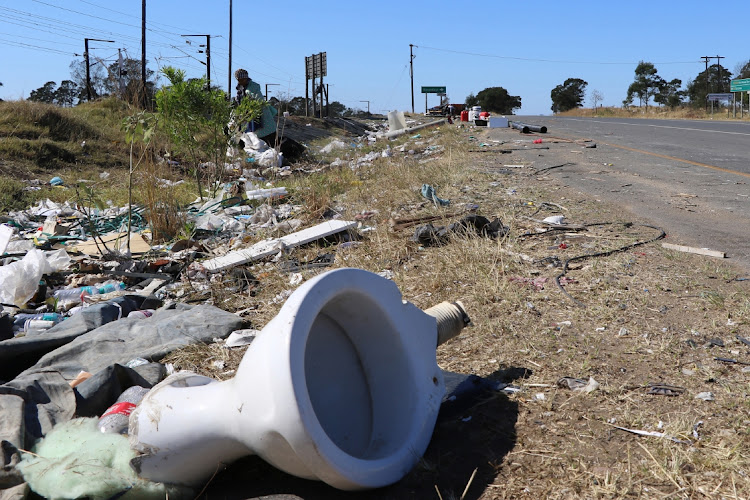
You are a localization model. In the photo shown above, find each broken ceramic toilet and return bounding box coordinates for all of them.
[129,267,469,490]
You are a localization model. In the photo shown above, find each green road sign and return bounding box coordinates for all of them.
[421,86,446,94]
[730,78,750,92]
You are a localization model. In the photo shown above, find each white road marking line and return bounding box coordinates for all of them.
[557,118,750,137]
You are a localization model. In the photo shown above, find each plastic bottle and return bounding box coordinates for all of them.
[13,312,62,328]
[53,286,99,301]
[97,385,150,434]
[98,282,126,294]
[23,319,58,333]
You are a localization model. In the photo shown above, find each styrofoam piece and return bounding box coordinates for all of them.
[0,225,13,254]
[542,215,565,225]
[488,117,509,128]
[245,187,287,201]
[202,220,357,272]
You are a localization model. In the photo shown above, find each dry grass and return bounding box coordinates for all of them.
[560,105,749,121]
[6,101,748,496]
[170,122,750,498]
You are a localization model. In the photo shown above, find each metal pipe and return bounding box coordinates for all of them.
[510,121,547,134]
[509,121,529,133]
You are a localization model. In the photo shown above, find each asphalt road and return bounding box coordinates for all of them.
[510,116,750,271]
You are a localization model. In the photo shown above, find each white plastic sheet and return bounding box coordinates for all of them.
[0,249,71,307]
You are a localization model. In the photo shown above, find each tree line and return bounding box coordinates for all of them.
[549,58,750,113]
[23,57,370,118]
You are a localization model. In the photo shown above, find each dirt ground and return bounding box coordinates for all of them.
[172,122,750,500]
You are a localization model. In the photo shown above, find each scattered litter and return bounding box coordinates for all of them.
[509,276,577,291]
[715,357,750,366]
[692,421,703,440]
[278,253,335,273]
[377,269,395,280]
[557,376,599,393]
[319,139,348,154]
[413,215,508,247]
[542,215,565,225]
[708,338,725,348]
[695,392,715,401]
[225,329,259,347]
[421,184,450,206]
[646,384,685,396]
[612,425,691,444]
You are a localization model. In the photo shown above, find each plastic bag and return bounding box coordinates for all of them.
[0,249,71,307]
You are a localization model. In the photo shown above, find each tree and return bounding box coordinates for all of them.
[734,60,750,110]
[550,78,588,113]
[105,57,157,106]
[734,59,750,79]
[69,59,108,101]
[121,110,156,252]
[55,80,79,107]
[685,64,732,106]
[590,89,604,111]
[28,81,58,103]
[465,92,478,108]
[157,66,262,201]
[328,101,347,117]
[471,87,521,114]
[624,61,663,109]
[654,78,684,108]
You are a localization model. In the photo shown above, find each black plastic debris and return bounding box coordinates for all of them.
[646,384,686,396]
[413,215,509,247]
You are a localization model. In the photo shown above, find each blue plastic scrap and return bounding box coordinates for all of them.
[421,184,450,207]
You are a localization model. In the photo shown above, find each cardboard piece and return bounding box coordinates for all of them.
[70,232,151,256]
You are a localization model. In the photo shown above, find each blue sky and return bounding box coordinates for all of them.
[1,0,748,115]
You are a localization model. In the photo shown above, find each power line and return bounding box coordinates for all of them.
[418,45,700,66]
[0,37,73,55]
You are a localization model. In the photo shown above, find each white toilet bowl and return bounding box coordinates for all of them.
[129,268,468,490]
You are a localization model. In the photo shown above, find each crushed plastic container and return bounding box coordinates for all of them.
[97,386,150,434]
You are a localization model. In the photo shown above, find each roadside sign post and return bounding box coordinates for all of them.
[730,79,750,118]
[421,86,446,114]
[707,93,733,119]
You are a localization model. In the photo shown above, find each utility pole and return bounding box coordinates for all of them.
[182,34,211,88]
[716,55,725,92]
[410,44,415,114]
[265,83,280,101]
[141,0,146,107]
[228,0,232,99]
[84,38,114,101]
[701,56,711,111]
[360,100,370,116]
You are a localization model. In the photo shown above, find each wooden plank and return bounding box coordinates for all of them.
[202,220,357,272]
[661,242,726,259]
